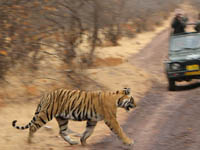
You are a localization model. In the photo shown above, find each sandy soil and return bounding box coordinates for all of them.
[0,3,196,150]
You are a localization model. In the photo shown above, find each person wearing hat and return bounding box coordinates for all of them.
[171,11,188,34]
[194,13,200,32]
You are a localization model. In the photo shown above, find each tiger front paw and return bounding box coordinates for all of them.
[80,138,87,146]
[123,138,134,146]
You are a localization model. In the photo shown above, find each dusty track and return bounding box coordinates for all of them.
[88,29,200,150]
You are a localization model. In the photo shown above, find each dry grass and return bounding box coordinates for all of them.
[92,57,123,67]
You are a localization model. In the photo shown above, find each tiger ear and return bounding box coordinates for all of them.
[123,88,131,95]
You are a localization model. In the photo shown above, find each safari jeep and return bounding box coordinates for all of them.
[164,32,200,91]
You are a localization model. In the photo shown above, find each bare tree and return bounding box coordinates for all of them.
[0,0,186,80]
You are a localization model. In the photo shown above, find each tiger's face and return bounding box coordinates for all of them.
[118,95,136,111]
[117,88,136,111]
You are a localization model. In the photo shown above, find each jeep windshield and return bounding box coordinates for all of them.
[170,33,200,52]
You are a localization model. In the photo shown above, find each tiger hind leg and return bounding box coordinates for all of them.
[28,112,48,143]
[104,118,134,145]
[56,117,79,145]
[28,126,37,143]
[80,120,97,146]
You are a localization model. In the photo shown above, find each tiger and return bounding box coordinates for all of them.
[12,88,136,146]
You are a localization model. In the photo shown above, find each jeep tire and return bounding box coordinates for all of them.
[168,78,176,91]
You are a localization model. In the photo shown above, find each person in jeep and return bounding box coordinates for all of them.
[194,13,200,32]
[171,11,188,34]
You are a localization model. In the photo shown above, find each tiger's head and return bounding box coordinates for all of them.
[116,88,136,111]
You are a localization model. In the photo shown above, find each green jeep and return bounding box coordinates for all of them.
[164,32,200,91]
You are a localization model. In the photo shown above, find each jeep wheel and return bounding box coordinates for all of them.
[168,79,176,91]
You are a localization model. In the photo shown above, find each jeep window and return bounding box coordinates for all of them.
[170,34,200,51]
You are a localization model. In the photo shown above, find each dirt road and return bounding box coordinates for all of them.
[88,29,200,150]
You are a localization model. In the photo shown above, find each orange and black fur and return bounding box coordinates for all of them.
[12,88,136,146]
